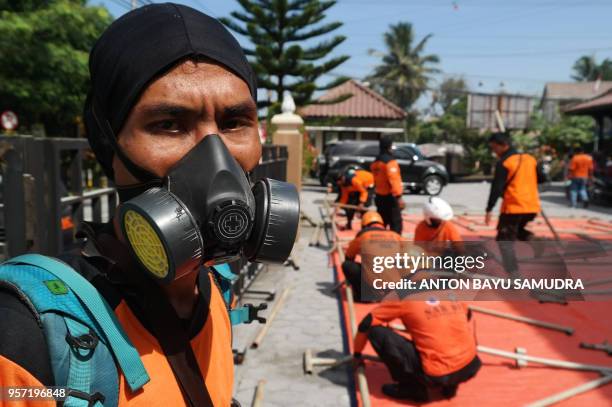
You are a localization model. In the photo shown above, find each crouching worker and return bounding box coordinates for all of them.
[336,166,374,230]
[353,300,481,402]
[0,4,299,407]
[414,197,464,256]
[342,211,402,302]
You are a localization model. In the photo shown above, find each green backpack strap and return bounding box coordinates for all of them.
[212,264,268,325]
[63,317,104,407]
[5,254,150,392]
[229,303,267,325]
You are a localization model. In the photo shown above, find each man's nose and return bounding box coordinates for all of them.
[194,122,221,142]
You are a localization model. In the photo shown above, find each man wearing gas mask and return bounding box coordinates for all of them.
[0,4,298,407]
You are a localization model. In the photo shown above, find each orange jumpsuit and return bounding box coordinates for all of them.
[568,153,594,179]
[354,300,478,377]
[371,153,404,234]
[339,170,374,205]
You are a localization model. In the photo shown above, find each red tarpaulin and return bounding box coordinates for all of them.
[332,214,612,406]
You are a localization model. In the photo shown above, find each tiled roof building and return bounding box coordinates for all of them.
[541,81,612,122]
[299,79,406,153]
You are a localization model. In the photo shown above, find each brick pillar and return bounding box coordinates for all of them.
[271,92,304,191]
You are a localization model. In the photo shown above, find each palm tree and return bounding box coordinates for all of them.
[367,22,440,111]
[572,55,612,81]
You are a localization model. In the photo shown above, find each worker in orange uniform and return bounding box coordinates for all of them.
[567,145,594,208]
[414,197,464,256]
[353,299,481,401]
[336,166,374,230]
[342,211,403,302]
[485,132,542,275]
[371,136,405,234]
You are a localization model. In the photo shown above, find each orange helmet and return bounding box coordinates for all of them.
[362,211,384,227]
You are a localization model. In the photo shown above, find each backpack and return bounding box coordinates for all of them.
[0,254,149,407]
[0,254,257,406]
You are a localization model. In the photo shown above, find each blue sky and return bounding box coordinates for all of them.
[97,0,612,101]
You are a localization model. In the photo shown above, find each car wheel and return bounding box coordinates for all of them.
[423,175,443,196]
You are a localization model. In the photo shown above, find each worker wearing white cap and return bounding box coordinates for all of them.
[414,197,463,254]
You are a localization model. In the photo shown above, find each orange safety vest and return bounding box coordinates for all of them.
[339,170,374,204]
[371,154,403,197]
[413,220,462,243]
[0,276,234,407]
[568,153,594,179]
[501,153,540,214]
[354,300,476,377]
[345,225,403,260]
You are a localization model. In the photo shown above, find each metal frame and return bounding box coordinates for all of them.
[0,136,117,258]
[1,137,288,260]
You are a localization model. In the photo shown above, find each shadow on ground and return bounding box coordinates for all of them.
[316,281,341,299]
[311,349,352,387]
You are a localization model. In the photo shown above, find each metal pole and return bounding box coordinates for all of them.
[25,138,48,253]
[345,284,371,407]
[540,209,561,242]
[525,374,612,407]
[45,140,62,255]
[251,287,291,349]
[69,148,84,226]
[3,140,27,256]
[251,380,266,407]
[330,196,371,406]
[477,345,612,373]
[469,305,574,335]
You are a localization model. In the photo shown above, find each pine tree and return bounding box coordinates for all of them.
[221,0,350,113]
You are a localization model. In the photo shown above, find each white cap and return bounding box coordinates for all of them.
[423,197,453,224]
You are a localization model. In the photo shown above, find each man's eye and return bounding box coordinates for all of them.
[223,118,248,131]
[151,120,181,132]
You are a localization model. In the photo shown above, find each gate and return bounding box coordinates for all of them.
[0,136,116,258]
[0,135,288,266]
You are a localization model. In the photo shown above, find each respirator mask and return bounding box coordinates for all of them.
[118,134,300,283]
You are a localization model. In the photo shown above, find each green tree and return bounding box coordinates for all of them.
[413,96,491,173]
[367,22,440,111]
[0,0,111,136]
[530,112,594,154]
[509,130,538,152]
[221,0,350,114]
[433,76,467,113]
[571,55,612,81]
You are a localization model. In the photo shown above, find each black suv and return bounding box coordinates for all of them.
[318,140,449,195]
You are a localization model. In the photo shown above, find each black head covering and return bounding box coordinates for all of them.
[83,3,257,182]
[379,135,393,152]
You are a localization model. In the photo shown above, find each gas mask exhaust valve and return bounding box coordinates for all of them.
[210,201,253,244]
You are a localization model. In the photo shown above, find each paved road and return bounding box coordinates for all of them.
[232,188,352,407]
[304,180,612,221]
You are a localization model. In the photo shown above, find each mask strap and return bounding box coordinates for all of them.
[116,180,163,202]
[90,96,161,184]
